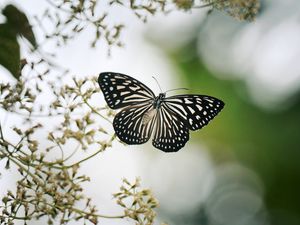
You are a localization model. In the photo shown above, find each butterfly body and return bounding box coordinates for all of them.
[153,93,166,109]
[98,72,224,152]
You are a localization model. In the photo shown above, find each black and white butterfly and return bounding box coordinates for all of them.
[98,72,224,152]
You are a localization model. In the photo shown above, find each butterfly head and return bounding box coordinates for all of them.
[158,92,166,99]
[153,93,166,109]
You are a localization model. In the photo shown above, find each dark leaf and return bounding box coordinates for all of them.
[0,4,36,80]
[0,23,20,79]
[2,4,36,47]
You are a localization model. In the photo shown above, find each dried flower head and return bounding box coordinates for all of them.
[113,178,160,224]
[203,0,260,21]
[173,0,195,10]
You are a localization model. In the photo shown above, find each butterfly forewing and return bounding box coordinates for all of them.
[152,103,189,152]
[163,95,224,131]
[98,72,155,109]
[113,103,156,144]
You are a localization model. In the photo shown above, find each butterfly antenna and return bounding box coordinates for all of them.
[165,87,189,93]
[152,76,163,93]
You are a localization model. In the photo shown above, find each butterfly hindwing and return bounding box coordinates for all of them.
[163,95,224,131]
[152,103,189,152]
[113,103,156,144]
[98,72,155,109]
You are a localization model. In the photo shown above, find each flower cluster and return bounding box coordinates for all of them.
[173,0,195,10]
[36,0,259,55]
[0,80,36,114]
[35,0,123,49]
[0,73,159,224]
[113,178,161,225]
[203,0,260,21]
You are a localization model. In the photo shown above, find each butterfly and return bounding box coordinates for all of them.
[98,72,224,152]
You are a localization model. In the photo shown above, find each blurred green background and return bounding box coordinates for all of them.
[149,2,300,224]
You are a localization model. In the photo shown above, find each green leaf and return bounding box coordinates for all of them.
[0,4,36,80]
[0,23,20,79]
[2,4,36,47]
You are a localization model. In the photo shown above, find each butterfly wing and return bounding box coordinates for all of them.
[113,103,157,144]
[163,95,224,131]
[152,103,189,152]
[98,72,155,109]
